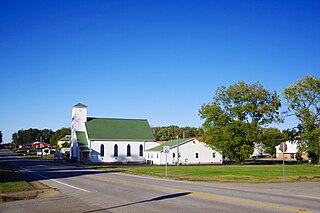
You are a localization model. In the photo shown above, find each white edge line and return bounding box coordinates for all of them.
[12,163,90,193]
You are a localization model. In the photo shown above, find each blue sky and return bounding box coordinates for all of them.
[0,0,319,143]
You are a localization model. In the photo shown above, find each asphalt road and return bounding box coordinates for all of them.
[1,149,319,213]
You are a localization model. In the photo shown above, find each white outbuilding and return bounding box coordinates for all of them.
[275,141,308,160]
[70,103,158,163]
[145,138,223,165]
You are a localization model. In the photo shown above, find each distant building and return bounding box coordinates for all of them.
[37,148,56,156]
[57,135,71,148]
[145,138,223,165]
[275,141,308,160]
[250,143,268,158]
[32,142,51,149]
[70,103,158,162]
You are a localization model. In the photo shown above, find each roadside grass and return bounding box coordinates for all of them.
[83,164,320,183]
[0,161,34,203]
[21,154,54,159]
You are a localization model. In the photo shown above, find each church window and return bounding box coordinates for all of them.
[100,144,104,157]
[139,144,143,156]
[127,144,131,157]
[114,144,118,157]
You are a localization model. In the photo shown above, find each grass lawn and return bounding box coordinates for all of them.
[0,161,34,203]
[83,163,320,183]
[21,154,54,159]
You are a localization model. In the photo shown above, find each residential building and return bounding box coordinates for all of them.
[57,135,71,148]
[145,138,223,165]
[275,141,308,160]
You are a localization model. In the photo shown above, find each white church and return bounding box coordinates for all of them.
[70,103,158,163]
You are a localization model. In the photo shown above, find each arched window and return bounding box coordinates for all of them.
[100,144,104,157]
[139,144,143,156]
[114,144,118,157]
[127,144,131,157]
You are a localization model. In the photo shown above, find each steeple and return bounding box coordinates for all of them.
[72,103,88,134]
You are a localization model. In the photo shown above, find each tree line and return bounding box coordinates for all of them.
[200,75,319,164]
[12,128,70,147]
[152,126,202,141]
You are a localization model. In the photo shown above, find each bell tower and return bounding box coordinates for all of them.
[71,103,88,138]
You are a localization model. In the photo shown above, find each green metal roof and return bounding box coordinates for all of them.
[79,146,90,152]
[146,138,192,152]
[59,135,71,141]
[76,131,88,147]
[74,103,87,108]
[85,117,155,141]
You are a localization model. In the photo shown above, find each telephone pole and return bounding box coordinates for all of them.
[176,136,179,166]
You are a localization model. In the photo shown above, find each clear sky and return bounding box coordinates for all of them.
[0,0,319,143]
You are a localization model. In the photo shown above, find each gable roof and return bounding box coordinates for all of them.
[146,138,192,152]
[74,103,87,108]
[59,135,71,141]
[85,117,155,141]
[76,131,88,147]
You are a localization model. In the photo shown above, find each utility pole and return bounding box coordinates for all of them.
[176,136,179,166]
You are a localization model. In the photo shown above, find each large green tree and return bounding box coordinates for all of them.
[200,81,281,162]
[283,75,320,164]
[50,128,71,146]
[260,128,285,157]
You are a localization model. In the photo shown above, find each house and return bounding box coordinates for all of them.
[57,135,71,148]
[32,142,51,149]
[145,138,223,165]
[70,103,158,162]
[275,141,308,160]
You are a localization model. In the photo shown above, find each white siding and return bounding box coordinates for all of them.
[145,139,223,165]
[90,141,146,163]
[276,141,299,155]
[71,106,87,135]
[70,105,87,161]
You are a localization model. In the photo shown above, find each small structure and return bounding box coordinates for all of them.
[37,148,56,156]
[57,135,71,148]
[250,143,268,159]
[32,142,51,149]
[275,141,308,160]
[70,103,158,162]
[145,138,223,165]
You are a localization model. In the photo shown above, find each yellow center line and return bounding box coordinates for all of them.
[86,175,311,213]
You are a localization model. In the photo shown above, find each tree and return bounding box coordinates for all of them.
[152,126,201,141]
[11,128,58,147]
[260,128,285,157]
[199,81,281,163]
[283,75,320,164]
[0,131,3,144]
[51,128,71,146]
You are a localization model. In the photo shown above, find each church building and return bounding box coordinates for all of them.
[70,103,158,163]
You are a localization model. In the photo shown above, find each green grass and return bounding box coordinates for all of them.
[14,149,38,155]
[21,154,54,159]
[83,164,320,183]
[0,161,34,203]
